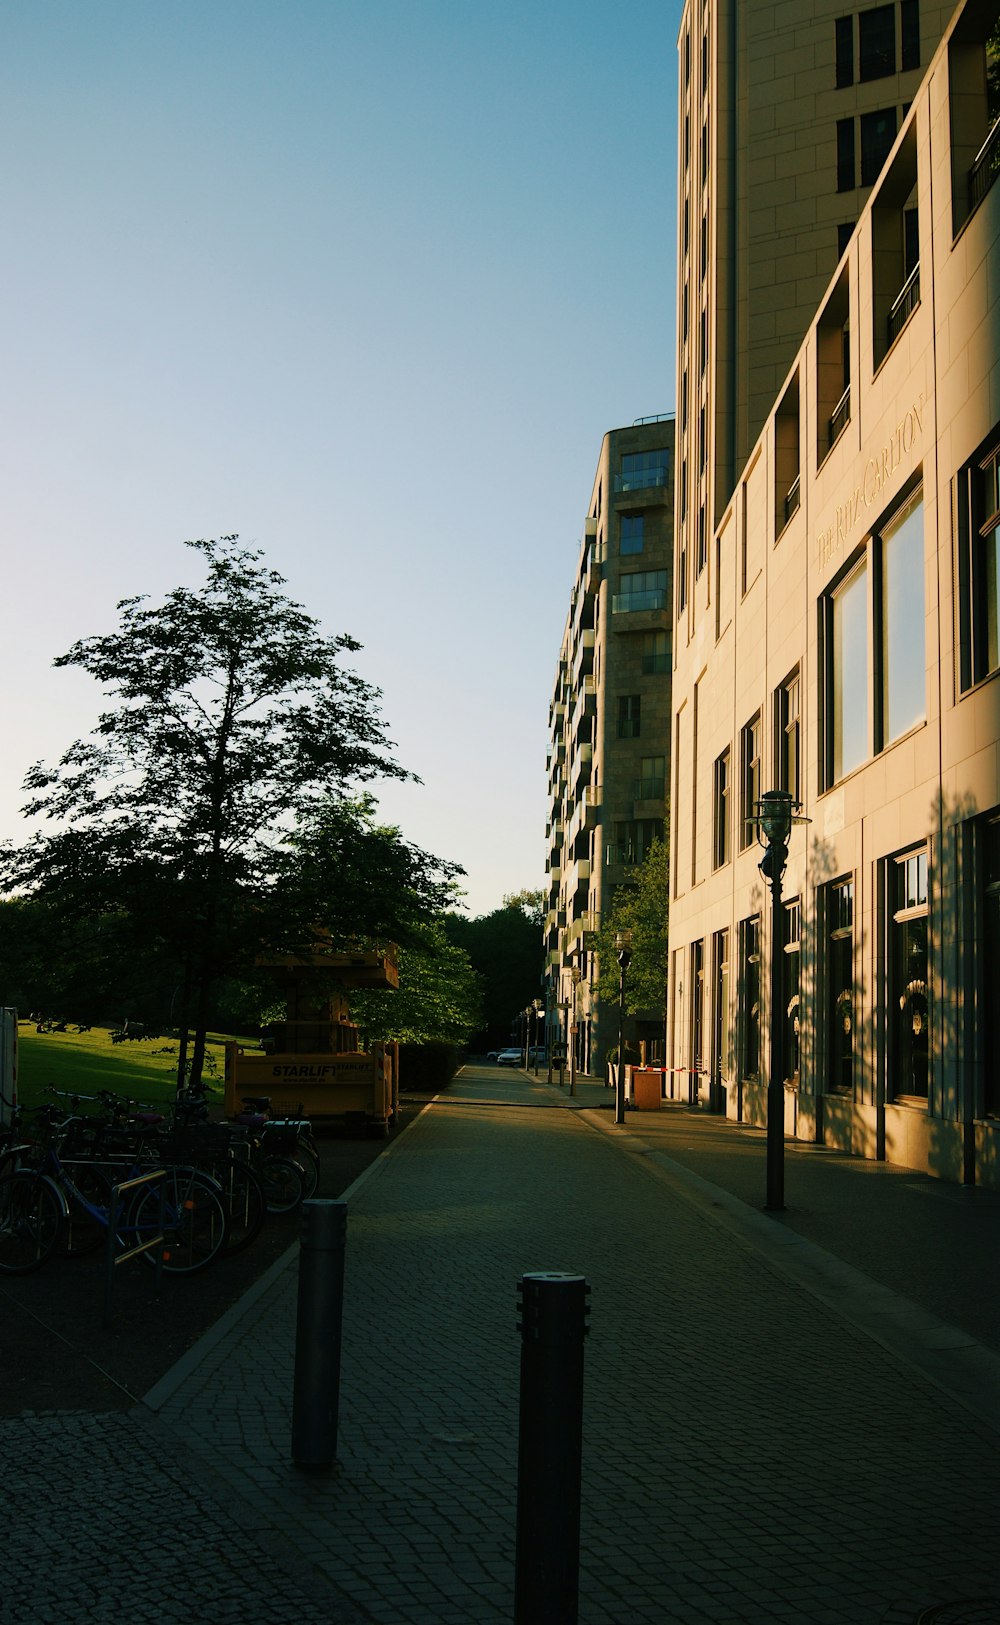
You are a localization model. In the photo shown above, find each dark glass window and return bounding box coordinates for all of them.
[901,0,919,71]
[618,449,670,492]
[836,15,854,87]
[959,430,1000,690]
[860,106,898,185]
[981,815,1000,1115]
[827,878,855,1095]
[740,713,761,850]
[620,514,645,556]
[889,848,929,1099]
[617,694,641,739]
[838,220,855,258]
[713,748,731,869]
[783,898,801,1082]
[777,669,801,803]
[642,631,669,674]
[837,118,856,191]
[740,916,761,1078]
[859,5,895,79]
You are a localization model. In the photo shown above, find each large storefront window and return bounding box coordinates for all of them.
[827,878,855,1095]
[890,848,929,1099]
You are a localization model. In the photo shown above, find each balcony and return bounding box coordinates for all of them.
[632,776,666,808]
[887,263,920,348]
[585,784,602,826]
[611,588,669,615]
[613,467,669,494]
[828,385,850,451]
[970,115,1000,212]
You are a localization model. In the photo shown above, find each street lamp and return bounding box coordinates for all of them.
[569,967,582,1097]
[522,1006,533,1070]
[752,790,798,1212]
[532,998,544,1076]
[614,930,632,1126]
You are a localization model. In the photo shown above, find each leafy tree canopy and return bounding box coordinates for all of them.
[348,920,482,1047]
[0,537,462,1082]
[593,837,669,1017]
[444,894,544,1048]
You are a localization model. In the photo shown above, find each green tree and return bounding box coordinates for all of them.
[593,837,670,1019]
[349,919,482,1046]
[0,537,460,1084]
[444,892,545,1049]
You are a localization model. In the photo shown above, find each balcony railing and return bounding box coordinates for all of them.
[613,467,669,494]
[828,385,851,450]
[970,115,1000,212]
[642,651,670,674]
[784,475,801,525]
[611,588,669,614]
[887,263,920,347]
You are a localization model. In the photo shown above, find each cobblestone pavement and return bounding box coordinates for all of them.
[6,1065,1000,1624]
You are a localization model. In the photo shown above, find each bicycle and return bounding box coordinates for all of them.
[9,1105,229,1276]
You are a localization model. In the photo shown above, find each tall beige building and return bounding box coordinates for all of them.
[544,420,675,1075]
[667,0,1000,1186]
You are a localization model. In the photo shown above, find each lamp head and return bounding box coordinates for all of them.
[615,928,633,969]
[756,789,794,849]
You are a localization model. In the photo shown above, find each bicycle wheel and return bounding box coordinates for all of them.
[215,1157,266,1253]
[131,1165,228,1274]
[60,1164,113,1257]
[292,1140,320,1201]
[0,1169,63,1274]
[259,1154,305,1214]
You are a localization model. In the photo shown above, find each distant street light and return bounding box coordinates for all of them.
[522,1006,532,1070]
[614,930,632,1126]
[752,790,803,1212]
[569,967,582,1097]
[532,999,544,1076]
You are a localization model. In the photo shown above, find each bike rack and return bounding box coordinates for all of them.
[104,1167,167,1326]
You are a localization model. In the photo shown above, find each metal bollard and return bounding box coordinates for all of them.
[291,1199,346,1472]
[514,1272,590,1625]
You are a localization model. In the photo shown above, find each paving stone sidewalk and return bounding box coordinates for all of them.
[5,1064,1000,1624]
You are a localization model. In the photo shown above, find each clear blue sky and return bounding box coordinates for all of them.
[0,0,680,917]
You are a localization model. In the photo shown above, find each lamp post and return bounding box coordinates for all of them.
[532,999,544,1076]
[754,790,795,1212]
[522,1006,532,1070]
[569,967,582,1097]
[615,930,632,1126]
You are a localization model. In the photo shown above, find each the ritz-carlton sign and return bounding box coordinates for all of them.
[817,393,926,568]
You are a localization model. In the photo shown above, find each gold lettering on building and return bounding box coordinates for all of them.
[816,393,925,569]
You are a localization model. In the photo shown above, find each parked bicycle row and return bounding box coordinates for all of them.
[0,1084,322,1277]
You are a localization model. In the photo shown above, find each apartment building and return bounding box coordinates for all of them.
[667,0,1000,1186]
[544,420,675,1075]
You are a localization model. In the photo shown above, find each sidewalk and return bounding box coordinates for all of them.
[6,1063,1000,1624]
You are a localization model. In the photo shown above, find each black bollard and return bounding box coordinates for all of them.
[514,1271,590,1625]
[291,1199,346,1472]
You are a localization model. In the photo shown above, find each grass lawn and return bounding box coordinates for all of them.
[15,1024,253,1110]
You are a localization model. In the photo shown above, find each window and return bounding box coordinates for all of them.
[617,694,641,739]
[777,668,801,803]
[979,814,1000,1114]
[859,4,895,79]
[958,428,1000,690]
[713,747,731,869]
[783,898,801,1083]
[838,220,855,258]
[826,878,855,1094]
[636,755,666,801]
[713,928,730,1099]
[817,271,851,461]
[740,916,761,1078]
[608,818,662,866]
[901,0,919,71]
[888,846,929,1099]
[739,713,761,851]
[642,630,669,674]
[836,15,854,87]
[827,559,869,783]
[616,449,670,493]
[774,373,800,533]
[613,570,669,614]
[697,505,707,576]
[860,106,898,185]
[877,489,925,746]
[837,117,856,190]
[620,514,645,556]
[692,940,706,1080]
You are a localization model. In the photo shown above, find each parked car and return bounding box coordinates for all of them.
[528,1046,548,1064]
[496,1048,523,1067]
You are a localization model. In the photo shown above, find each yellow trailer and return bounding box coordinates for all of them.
[225,1044,395,1136]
